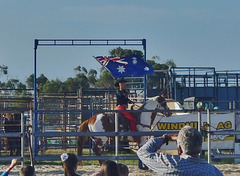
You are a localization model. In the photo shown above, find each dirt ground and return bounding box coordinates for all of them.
[0,164,240,176]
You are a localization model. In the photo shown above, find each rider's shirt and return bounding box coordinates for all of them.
[116,89,131,106]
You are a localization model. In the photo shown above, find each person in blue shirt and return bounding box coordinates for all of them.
[1,159,18,176]
[137,126,223,176]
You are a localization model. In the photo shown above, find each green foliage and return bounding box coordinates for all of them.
[147,56,176,90]
[63,77,79,92]
[165,59,176,68]
[75,73,89,89]
[0,65,8,75]
[38,74,48,86]
[95,70,115,89]
[85,69,98,88]
[26,74,34,89]
[109,47,144,58]
[40,79,64,93]
[25,73,48,89]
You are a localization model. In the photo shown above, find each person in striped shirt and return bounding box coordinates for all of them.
[137,126,223,176]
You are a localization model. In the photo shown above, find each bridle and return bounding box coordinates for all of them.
[137,98,170,130]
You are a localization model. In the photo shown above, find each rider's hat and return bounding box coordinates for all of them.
[115,77,127,87]
[118,77,127,83]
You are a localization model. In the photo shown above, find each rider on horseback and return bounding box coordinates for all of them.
[115,78,139,140]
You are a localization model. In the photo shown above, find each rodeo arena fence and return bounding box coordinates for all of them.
[1,95,240,166]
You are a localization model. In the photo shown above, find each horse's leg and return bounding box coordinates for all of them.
[92,138,105,165]
[77,120,90,165]
[77,135,89,166]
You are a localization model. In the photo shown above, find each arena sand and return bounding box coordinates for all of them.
[0,164,240,176]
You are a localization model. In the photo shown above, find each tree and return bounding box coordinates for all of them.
[87,69,98,88]
[38,74,48,86]
[72,66,91,89]
[109,47,144,58]
[165,59,176,68]
[26,74,34,89]
[75,73,89,89]
[0,65,8,75]
[82,67,88,75]
[3,79,27,96]
[5,79,19,89]
[0,81,6,89]
[16,82,27,96]
[64,77,79,92]
[25,74,48,89]
[37,74,48,91]
[41,79,64,93]
[95,69,115,89]
[74,66,81,73]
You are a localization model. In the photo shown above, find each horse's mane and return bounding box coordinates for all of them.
[134,96,159,110]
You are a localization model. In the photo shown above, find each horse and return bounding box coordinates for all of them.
[77,94,172,165]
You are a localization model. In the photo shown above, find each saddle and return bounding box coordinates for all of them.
[107,112,140,132]
[107,113,130,132]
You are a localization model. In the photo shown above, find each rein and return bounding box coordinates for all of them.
[137,104,166,130]
[138,108,166,130]
[133,97,169,130]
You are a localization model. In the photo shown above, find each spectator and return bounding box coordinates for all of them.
[117,163,129,176]
[3,113,21,156]
[137,126,223,176]
[60,153,79,176]
[20,165,35,176]
[91,160,120,176]
[1,159,18,176]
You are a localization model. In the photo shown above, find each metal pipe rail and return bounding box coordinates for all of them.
[33,108,236,114]
[213,154,240,159]
[34,109,174,114]
[34,131,177,137]
[0,156,24,161]
[34,155,139,161]
[0,132,22,137]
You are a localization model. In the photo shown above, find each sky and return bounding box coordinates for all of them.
[0,0,240,83]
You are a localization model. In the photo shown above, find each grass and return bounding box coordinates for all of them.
[0,148,237,166]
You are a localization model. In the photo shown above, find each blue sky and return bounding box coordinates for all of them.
[1,0,240,82]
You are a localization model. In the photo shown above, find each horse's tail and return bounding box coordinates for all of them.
[77,119,89,165]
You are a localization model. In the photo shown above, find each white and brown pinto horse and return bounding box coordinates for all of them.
[77,94,172,164]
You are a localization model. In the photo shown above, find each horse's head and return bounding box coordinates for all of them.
[136,94,172,146]
[155,94,172,117]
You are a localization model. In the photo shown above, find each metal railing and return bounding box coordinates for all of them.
[1,108,240,164]
[206,109,240,163]
[32,108,175,162]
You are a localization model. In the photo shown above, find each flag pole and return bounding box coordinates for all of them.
[143,39,147,102]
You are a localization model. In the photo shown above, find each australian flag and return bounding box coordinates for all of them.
[94,55,154,79]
